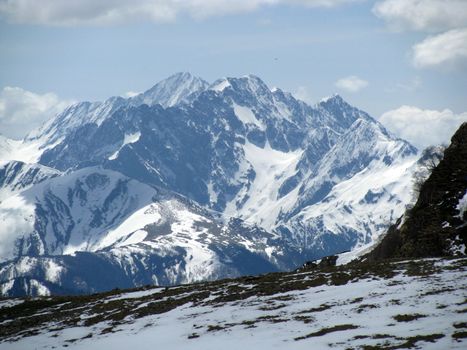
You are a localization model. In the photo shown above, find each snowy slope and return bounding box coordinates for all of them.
[0,161,61,202]
[1,257,465,350]
[0,135,47,164]
[0,135,16,160]
[0,167,302,296]
[282,156,419,256]
[0,167,157,260]
[219,109,416,255]
[223,140,303,229]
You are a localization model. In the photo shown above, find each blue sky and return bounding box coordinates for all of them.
[0,0,466,147]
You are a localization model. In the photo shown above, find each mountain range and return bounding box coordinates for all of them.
[1,121,466,349]
[0,72,424,296]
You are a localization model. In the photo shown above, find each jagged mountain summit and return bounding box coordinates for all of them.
[0,72,421,296]
[130,72,209,108]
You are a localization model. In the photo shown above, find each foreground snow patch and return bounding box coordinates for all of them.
[1,258,465,350]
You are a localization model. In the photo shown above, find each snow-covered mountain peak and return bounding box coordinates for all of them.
[270,87,295,100]
[314,94,372,130]
[317,94,356,113]
[232,74,271,95]
[207,75,302,126]
[26,72,207,145]
[131,72,209,108]
[341,118,414,159]
[209,75,272,99]
[26,96,128,145]
[209,77,231,92]
[319,93,342,103]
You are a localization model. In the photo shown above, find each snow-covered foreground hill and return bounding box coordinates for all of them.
[0,167,306,295]
[1,257,466,350]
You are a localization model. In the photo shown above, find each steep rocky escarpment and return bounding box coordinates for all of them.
[368,122,467,260]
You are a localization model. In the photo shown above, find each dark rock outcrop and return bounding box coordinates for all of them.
[367,123,467,261]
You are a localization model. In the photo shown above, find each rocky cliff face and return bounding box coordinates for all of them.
[368,123,467,261]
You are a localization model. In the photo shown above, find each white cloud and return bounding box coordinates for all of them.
[379,105,467,149]
[0,87,72,140]
[0,0,360,26]
[0,197,35,262]
[287,0,361,7]
[373,1,467,69]
[335,76,368,93]
[373,0,467,32]
[293,86,314,104]
[123,91,141,98]
[412,28,467,68]
[0,0,176,26]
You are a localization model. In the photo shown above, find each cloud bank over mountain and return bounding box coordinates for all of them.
[0,0,360,26]
[0,87,72,140]
[335,76,369,93]
[379,105,467,149]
